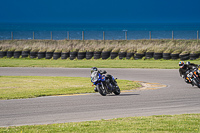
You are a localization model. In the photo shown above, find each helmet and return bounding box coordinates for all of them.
[179,61,185,68]
[186,61,190,65]
[91,67,98,73]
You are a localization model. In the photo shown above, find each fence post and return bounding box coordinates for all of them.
[125,31,127,40]
[51,31,53,40]
[197,30,199,43]
[103,31,105,40]
[82,31,84,41]
[172,31,174,40]
[11,31,13,40]
[149,31,151,39]
[67,31,69,40]
[33,31,35,40]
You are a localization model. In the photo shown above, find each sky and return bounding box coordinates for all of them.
[0,0,200,23]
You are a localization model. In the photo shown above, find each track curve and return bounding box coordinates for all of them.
[0,67,200,127]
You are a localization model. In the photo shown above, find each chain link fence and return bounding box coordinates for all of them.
[0,30,199,40]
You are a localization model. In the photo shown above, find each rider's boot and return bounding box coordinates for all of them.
[94,87,98,92]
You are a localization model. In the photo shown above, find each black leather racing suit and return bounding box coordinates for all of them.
[179,63,198,83]
[93,70,117,92]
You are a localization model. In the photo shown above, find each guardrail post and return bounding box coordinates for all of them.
[172,31,174,40]
[197,30,199,42]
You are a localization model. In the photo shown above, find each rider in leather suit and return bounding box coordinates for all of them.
[91,67,117,92]
[179,61,198,84]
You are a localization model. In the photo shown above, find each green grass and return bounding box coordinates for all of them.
[0,76,141,100]
[0,114,199,132]
[1,58,200,69]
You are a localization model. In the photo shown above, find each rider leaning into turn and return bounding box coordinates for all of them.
[91,67,117,92]
[179,61,199,84]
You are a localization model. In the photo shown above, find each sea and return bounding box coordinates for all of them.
[0,23,200,40]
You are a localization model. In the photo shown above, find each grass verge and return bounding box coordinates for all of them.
[1,58,200,69]
[0,114,199,132]
[0,76,141,100]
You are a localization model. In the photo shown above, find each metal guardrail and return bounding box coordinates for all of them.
[0,30,199,40]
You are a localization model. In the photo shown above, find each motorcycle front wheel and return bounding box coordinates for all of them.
[97,84,107,96]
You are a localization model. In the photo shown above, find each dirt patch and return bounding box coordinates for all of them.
[136,81,167,90]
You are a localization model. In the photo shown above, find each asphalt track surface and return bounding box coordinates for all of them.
[0,67,200,127]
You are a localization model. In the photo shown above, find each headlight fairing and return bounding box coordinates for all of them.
[91,71,99,83]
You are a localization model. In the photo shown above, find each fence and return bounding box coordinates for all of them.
[0,30,199,40]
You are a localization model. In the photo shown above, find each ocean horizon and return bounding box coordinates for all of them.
[0,23,200,40]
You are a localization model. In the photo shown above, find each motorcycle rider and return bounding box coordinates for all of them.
[91,67,117,92]
[179,61,199,84]
[91,67,99,92]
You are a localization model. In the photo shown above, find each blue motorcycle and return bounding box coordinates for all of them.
[91,70,120,96]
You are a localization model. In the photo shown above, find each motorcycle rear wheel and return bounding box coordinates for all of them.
[114,86,120,95]
[192,78,200,88]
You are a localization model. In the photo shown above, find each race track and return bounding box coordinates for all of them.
[0,67,200,127]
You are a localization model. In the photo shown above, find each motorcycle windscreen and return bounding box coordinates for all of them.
[91,71,98,82]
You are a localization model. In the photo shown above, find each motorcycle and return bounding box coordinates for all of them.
[186,68,200,88]
[91,70,120,96]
